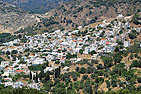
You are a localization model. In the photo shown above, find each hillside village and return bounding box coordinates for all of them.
[0,14,140,93]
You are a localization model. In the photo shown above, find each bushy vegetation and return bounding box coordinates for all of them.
[89,0,139,7]
[0,85,45,94]
[0,33,21,43]
[132,13,141,25]
[28,62,49,71]
[32,41,140,93]
[42,17,59,27]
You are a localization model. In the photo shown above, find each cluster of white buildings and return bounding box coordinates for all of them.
[0,14,140,90]
[4,81,40,90]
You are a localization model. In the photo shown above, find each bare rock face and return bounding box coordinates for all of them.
[0,1,38,32]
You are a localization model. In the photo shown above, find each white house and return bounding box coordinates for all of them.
[124,41,130,47]
[1,61,10,67]
[44,67,54,73]
[27,83,40,90]
[32,57,45,65]
[13,81,24,88]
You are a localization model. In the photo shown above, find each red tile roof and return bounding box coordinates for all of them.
[101,38,105,40]
[72,35,76,37]
[16,70,24,72]
[4,66,13,70]
[60,58,65,61]
[73,40,76,42]
[106,42,110,45]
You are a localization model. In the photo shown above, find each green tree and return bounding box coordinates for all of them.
[113,53,123,64]
[54,66,61,78]
[79,49,83,54]
[45,71,50,81]
[87,67,93,74]
[79,67,86,74]
[11,50,18,54]
[129,33,136,39]
[29,71,32,80]
[82,75,88,80]
[6,51,10,55]
[75,67,79,72]
[102,56,113,68]
[130,60,140,68]
[89,50,96,55]
[95,77,104,83]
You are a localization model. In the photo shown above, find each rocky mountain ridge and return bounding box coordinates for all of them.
[1,0,71,13]
[46,0,141,29]
[0,1,39,33]
[0,0,140,33]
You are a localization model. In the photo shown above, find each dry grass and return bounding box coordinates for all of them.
[130,23,141,28]
[135,68,141,77]
[78,54,92,59]
[98,82,108,92]
[17,78,29,85]
[89,22,103,28]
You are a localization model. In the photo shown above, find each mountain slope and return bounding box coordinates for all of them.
[0,1,38,32]
[47,0,141,29]
[1,0,71,14]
